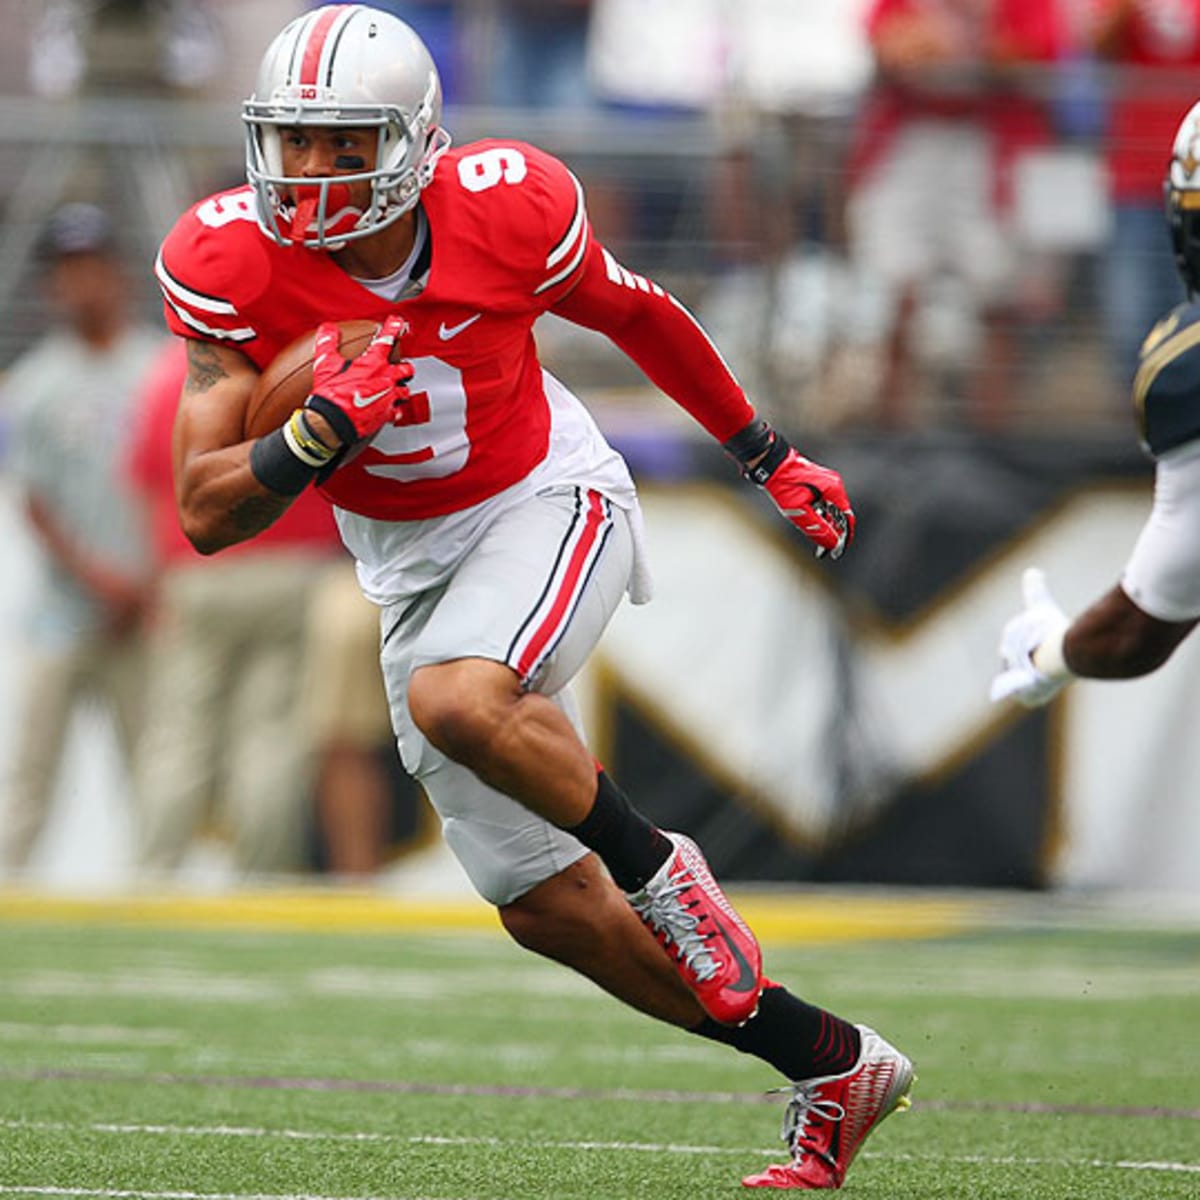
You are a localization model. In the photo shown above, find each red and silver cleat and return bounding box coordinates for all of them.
[742,1025,915,1190]
[626,832,762,1026]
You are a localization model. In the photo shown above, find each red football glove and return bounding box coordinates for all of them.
[303,314,414,447]
[763,448,855,560]
[723,420,855,560]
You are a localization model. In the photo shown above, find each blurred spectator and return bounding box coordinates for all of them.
[28,0,226,98]
[694,3,875,427]
[28,0,87,98]
[312,2,594,110]
[843,0,1065,430]
[300,562,403,877]
[582,0,726,284]
[587,0,723,111]
[484,1,595,110]
[128,340,344,876]
[0,203,162,872]
[1091,0,1200,389]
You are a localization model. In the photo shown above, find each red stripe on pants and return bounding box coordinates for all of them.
[515,491,606,680]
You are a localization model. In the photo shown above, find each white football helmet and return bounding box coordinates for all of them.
[1166,98,1200,295]
[243,3,451,249]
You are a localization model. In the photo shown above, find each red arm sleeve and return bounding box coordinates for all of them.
[549,241,756,443]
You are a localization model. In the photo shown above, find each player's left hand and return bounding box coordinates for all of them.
[762,449,855,560]
[990,567,1072,707]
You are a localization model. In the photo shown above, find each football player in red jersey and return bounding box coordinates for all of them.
[156,5,912,1188]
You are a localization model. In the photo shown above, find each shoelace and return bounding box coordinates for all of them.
[630,877,720,982]
[772,1083,846,1169]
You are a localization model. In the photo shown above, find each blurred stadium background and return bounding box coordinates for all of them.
[0,0,1197,903]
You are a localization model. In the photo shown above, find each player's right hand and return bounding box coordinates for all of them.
[303,314,414,447]
[762,450,855,560]
[989,568,1072,707]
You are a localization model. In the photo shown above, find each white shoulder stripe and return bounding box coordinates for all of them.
[155,251,239,316]
[161,291,257,343]
[534,220,589,295]
[545,173,586,269]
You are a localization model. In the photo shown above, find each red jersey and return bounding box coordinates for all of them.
[156,141,754,524]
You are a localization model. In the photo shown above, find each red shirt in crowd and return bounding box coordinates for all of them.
[1097,0,1200,203]
[849,0,1066,209]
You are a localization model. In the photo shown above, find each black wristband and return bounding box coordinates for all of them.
[315,445,350,485]
[304,393,359,447]
[722,419,791,486]
[249,426,322,496]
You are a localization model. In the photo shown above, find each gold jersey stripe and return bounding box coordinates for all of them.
[1133,318,1200,424]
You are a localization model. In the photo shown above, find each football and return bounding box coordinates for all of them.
[243,318,391,440]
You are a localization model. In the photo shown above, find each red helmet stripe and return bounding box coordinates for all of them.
[298,5,348,87]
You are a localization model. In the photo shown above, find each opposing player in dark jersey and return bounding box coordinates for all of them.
[992,98,1200,708]
[157,5,913,1188]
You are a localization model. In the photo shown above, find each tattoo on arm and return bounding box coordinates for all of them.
[230,492,290,536]
[184,341,230,394]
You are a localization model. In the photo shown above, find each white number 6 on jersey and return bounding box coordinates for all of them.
[457,147,528,193]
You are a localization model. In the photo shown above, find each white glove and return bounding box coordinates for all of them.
[989,568,1073,707]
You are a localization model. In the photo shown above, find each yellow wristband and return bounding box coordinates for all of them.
[284,409,337,467]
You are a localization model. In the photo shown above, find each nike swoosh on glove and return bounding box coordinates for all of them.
[989,567,1072,707]
[763,449,856,559]
[304,313,415,447]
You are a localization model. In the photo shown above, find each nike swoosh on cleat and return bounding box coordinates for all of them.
[710,915,759,994]
[438,313,483,340]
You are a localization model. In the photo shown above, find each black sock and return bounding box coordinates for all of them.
[566,771,672,892]
[689,984,861,1080]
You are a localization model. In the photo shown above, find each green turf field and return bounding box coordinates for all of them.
[0,894,1196,1199]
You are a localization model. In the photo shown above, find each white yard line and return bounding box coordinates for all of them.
[2,1118,1197,1175]
[0,1023,181,1046]
[4,962,1196,1005]
[0,967,593,1006]
[872,1151,1200,1174]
